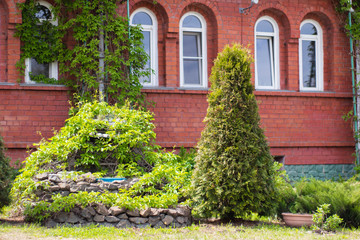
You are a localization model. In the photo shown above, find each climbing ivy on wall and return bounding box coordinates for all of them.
[16,0,148,105]
[337,0,360,41]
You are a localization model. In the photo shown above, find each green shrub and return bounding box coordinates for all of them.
[0,135,18,211]
[312,204,343,231]
[11,101,193,221]
[276,177,360,227]
[191,44,277,219]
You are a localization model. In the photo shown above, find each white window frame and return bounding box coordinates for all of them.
[25,0,58,84]
[299,19,323,91]
[130,8,158,87]
[179,12,207,88]
[254,16,280,90]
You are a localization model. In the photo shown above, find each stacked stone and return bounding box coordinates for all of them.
[44,204,192,228]
[32,172,192,228]
[33,172,140,201]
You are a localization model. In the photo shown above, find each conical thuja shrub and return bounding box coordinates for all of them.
[191,44,277,219]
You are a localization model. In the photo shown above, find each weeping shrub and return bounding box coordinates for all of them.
[191,44,277,219]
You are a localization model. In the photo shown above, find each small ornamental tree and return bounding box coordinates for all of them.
[191,44,277,219]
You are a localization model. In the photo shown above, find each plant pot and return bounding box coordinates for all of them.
[282,213,314,227]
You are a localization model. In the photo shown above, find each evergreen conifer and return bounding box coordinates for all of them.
[191,44,277,219]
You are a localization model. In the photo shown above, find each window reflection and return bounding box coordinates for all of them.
[255,17,278,89]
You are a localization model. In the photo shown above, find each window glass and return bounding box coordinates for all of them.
[182,15,202,28]
[26,1,57,83]
[35,5,52,20]
[132,12,152,25]
[301,40,316,88]
[130,9,158,86]
[256,38,273,87]
[183,34,201,57]
[180,12,206,87]
[139,31,151,84]
[255,16,278,89]
[256,20,274,33]
[301,23,317,35]
[30,59,49,78]
[184,59,201,84]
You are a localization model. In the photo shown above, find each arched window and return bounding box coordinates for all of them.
[180,12,207,88]
[130,8,158,86]
[299,20,323,91]
[25,1,58,84]
[255,16,280,90]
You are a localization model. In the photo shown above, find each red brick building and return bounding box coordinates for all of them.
[0,0,356,180]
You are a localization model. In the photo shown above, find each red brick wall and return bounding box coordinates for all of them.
[0,85,70,164]
[0,0,356,167]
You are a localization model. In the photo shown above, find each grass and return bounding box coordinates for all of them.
[1,222,360,240]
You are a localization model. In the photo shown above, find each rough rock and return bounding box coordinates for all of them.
[48,174,61,183]
[176,206,191,216]
[118,213,128,219]
[66,212,81,223]
[162,215,174,225]
[105,216,120,223]
[109,206,126,216]
[127,209,140,217]
[93,214,105,222]
[81,208,93,219]
[58,183,70,191]
[116,219,134,228]
[85,206,96,216]
[129,217,148,224]
[148,216,161,226]
[176,216,185,224]
[44,219,58,228]
[55,212,69,223]
[154,221,166,228]
[167,209,177,216]
[149,208,160,216]
[96,204,109,216]
[35,173,49,180]
[49,186,60,192]
[140,208,151,217]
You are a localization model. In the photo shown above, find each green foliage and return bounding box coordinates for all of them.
[276,177,360,227]
[0,136,19,211]
[16,0,148,105]
[337,0,360,41]
[312,204,343,231]
[191,44,277,219]
[10,101,193,221]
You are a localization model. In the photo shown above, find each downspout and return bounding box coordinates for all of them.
[348,1,360,165]
[127,0,132,74]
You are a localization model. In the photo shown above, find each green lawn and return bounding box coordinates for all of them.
[0,222,359,240]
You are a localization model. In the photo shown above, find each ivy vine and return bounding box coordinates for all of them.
[16,0,148,105]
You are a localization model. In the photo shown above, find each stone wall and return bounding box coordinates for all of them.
[32,172,192,228]
[44,204,192,229]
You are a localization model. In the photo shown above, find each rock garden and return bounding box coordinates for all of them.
[9,101,194,228]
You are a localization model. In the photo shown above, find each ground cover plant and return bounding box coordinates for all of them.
[10,101,193,222]
[191,44,278,219]
[275,177,360,227]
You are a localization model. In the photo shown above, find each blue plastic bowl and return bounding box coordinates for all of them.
[98,178,126,182]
